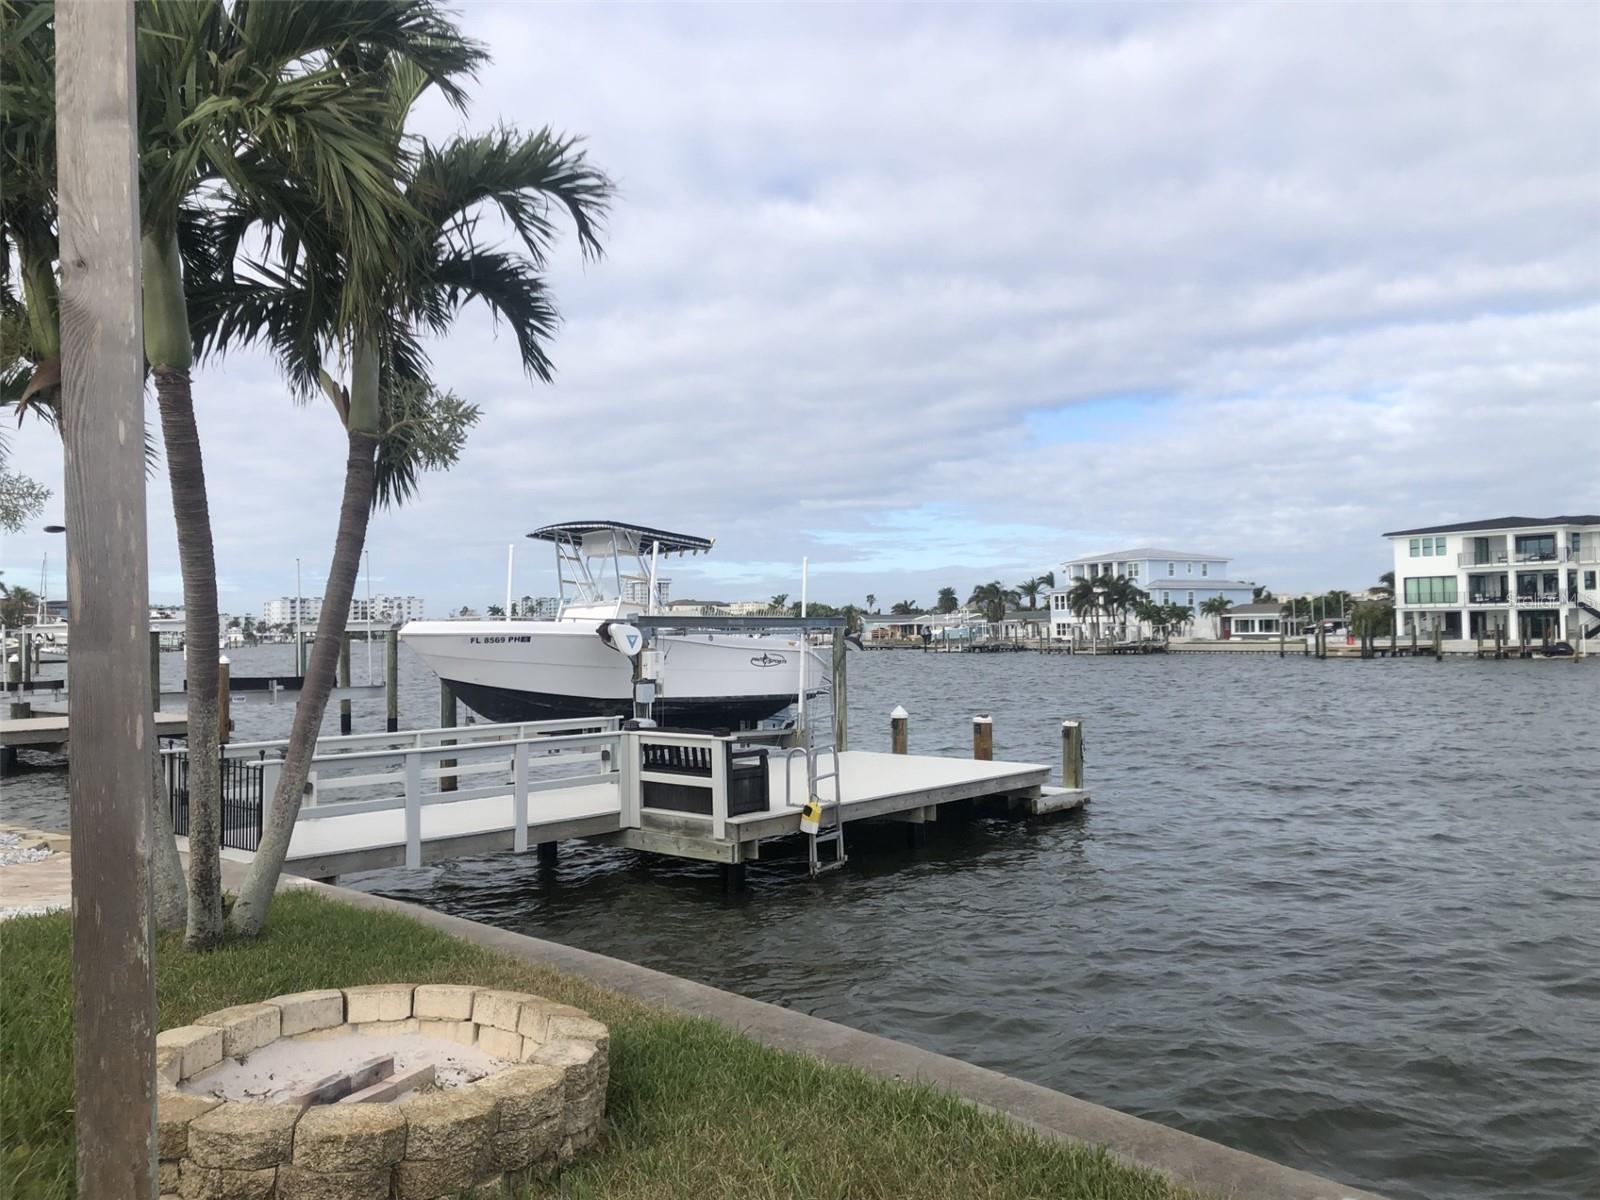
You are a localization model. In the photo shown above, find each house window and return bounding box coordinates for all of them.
[1186,591,1195,606]
[1434,537,1447,555]
[1161,591,1170,604]
[1515,534,1555,561]
[1586,571,1596,590]
[1186,562,1193,574]
[1410,538,1421,557]
[1167,562,1175,575]
[1201,563,1209,577]
[1127,563,1139,579]
[1403,576,1458,604]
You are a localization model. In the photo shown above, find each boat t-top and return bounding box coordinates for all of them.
[399,521,823,727]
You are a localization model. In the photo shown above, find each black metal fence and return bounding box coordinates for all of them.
[165,748,265,851]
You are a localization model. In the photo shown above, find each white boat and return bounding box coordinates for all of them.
[400,522,822,727]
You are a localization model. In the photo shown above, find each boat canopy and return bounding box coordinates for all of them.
[526,521,714,557]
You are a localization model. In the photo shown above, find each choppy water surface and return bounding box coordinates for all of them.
[5,646,1597,1198]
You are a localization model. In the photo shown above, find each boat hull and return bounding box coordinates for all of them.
[399,619,818,728]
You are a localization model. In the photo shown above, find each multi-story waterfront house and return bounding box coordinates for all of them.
[1045,548,1257,639]
[1385,515,1600,644]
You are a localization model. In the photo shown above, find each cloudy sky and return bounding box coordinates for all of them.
[6,2,1598,614]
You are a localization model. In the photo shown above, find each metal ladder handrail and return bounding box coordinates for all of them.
[798,644,846,874]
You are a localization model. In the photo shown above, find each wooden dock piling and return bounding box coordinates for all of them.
[1061,720,1083,789]
[385,629,400,733]
[1278,619,1285,658]
[338,633,352,736]
[1433,625,1443,662]
[218,656,231,744]
[832,627,849,752]
[439,682,458,791]
[890,706,908,755]
[20,631,31,689]
[972,715,993,761]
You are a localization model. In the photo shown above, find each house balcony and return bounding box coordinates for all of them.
[1458,548,1599,567]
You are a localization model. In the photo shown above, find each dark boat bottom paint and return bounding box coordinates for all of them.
[444,679,797,729]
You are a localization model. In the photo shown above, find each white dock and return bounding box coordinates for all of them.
[180,719,1087,883]
[2,709,189,750]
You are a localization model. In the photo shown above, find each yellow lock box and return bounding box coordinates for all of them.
[799,800,823,835]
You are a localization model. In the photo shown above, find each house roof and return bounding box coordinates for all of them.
[1226,602,1284,616]
[1383,515,1600,537]
[1002,610,1048,622]
[1064,547,1230,564]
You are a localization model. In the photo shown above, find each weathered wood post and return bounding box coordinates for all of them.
[972,714,993,761]
[4,629,17,684]
[1410,622,1418,656]
[338,632,352,735]
[149,631,162,709]
[1433,623,1443,662]
[831,624,848,752]
[1278,616,1285,658]
[56,0,158,1187]
[20,630,32,689]
[385,628,400,733]
[1390,619,1397,657]
[1495,625,1504,659]
[217,656,231,745]
[439,681,458,791]
[1061,719,1084,789]
[890,705,908,754]
[1476,628,1484,659]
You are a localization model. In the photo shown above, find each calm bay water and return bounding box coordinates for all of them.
[5,645,1597,1199]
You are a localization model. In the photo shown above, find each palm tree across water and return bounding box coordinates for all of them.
[1017,578,1042,609]
[1199,594,1233,637]
[936,586,958,613]
[865,593,876,613]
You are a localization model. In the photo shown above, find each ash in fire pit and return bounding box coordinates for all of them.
[182,1030,508,1104]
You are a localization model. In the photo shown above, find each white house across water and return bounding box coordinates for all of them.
[1045,548,1257,639]
[1385,515,1600,645]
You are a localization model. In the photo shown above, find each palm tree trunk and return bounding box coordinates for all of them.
[154,368,224,949]
[230,428,378,936]
[151,746,188,931]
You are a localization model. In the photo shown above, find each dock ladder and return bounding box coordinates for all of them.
[793,644,846,875]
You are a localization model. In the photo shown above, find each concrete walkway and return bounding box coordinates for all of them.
[0,825,73,918]
[281,872,1382,1200]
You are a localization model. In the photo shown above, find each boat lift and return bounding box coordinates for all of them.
[629,613,851,873]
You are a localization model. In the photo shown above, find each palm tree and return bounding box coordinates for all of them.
[1017,578,1042,609]
[101,0,484,948]
[1065,578,1102,642]
[1037,570,1055,589]
[967,580,1017,624]
[1199,594,1233,637]
[936,586,958,614]
[226,80,610,936]
[1374,571,1395,599]
[890,600,919,615]
[770,593,789,612]
[865,593,876,613]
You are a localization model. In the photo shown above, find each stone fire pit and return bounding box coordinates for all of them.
[155,984,608,1199]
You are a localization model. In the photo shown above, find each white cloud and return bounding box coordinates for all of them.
[5,1,1596,612]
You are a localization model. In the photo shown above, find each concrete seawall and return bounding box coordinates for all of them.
[284,873,1382,1200]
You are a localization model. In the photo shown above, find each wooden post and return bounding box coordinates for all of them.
[890,705,908,754]
[385,628,399,732]
[20,630,32,689]
[439,681,457,791]
[1061,719,1084,789]
[5,630,17,684]
[56,0,158,1189]
[1476,628,1484,659]
[338,632,352,735]
[1495,624,1504,660]
[1390,620,1397,657]
[1278,617,1285,658]
[972,714,993,761]
[217,656,231,745]
[831,625,848,752]
[1433,623,1443,661]
[149,631,162,713]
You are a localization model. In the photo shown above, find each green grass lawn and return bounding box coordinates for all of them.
[1,890,1198,1199]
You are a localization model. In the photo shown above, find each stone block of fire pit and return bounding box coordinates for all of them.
[412,984,476,1021]
[187,1102,301,1169]
[341,984,414,1024]
[195,1004,282,1058]
[158,982,609,1199]
[158,1024,225,1079]
[266,990,346,1037]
